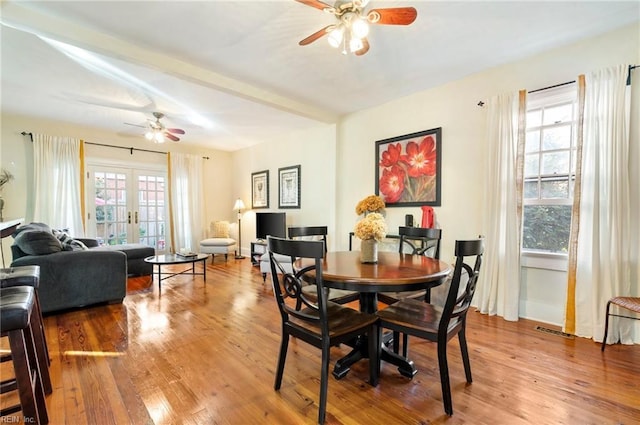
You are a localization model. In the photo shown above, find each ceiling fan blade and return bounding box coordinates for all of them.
[367,7,417,25]
[166,128,185,135]
[355,38,370,56]
[294,0,333,12]
[299,25,335,46]
[124,122,147,128]
[165,133,180,142]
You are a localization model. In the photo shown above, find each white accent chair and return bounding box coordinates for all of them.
[200,221,237,263]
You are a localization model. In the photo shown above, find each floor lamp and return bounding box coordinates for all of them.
[234,198,246,259]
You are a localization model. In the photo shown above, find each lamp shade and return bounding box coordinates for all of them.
[233,198,245,211]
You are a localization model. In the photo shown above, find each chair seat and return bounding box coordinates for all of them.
[200,238,236,247]
[377,298,461,336]
[301,285,359,305]
[290,302,377,339]
[609,297,640,313]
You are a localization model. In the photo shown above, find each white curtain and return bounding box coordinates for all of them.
[475,91,525,321]
[169,153,205,253]
[574,65,638,343]
[32,134,84,236]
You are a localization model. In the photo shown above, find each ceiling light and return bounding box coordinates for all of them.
[349,37,364,53]
[351,18,369,39]
[145,131,154,140]
[327,25,344,48]
[154,132,165,144]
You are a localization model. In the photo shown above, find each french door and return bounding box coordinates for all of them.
[85,165,168,252]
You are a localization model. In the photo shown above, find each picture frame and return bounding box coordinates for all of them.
[278,165,301,209]
[375,127,442,207]
[251,170,269,209]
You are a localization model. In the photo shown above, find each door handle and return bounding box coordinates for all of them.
[128,211,132,224]
[135,211,138,224]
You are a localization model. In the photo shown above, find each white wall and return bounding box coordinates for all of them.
[1,23,637,326]
[230,124,337,255]
[334,23,639,326]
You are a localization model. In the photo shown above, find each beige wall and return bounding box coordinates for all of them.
[0,112,232,261]
[231,124,337,255]
[333,22,639,325]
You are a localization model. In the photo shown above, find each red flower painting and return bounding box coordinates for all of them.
[375,128,441,206]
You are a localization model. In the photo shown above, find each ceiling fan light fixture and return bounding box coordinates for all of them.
[349,37,364,53]
[154,131,165,144]
[351,17,369,39]
[327,25,344,48]
[145,131,154,140]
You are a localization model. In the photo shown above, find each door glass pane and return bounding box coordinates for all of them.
[94,171,129,245]
[137,174,167,251]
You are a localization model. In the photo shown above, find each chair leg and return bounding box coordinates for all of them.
[437,339,453,416]
[602,300,612,352]
[318,342,330,425]
[28,311,52,395]
[8,329,48,425]
[458,326,472,383]
[224,254,228,262]
[274,334,289,390]
[368,324,379,387]
[262,273,267,283]
[402,333,409,358]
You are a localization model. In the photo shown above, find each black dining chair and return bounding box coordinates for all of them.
[267,236,379,425]
[378,226,443,357]
[376,238,484,416]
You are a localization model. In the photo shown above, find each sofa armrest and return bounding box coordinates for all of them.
[75,237,100,248]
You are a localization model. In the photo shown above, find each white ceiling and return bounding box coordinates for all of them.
[1,1,639,151]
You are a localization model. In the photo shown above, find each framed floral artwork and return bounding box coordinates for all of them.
[375,127,442,207]
[251,170,269,209]
[278,165,301,209]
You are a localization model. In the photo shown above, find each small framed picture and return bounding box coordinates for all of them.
[251,170,269,209]
[278,165,301,209]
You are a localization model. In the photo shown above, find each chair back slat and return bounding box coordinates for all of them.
[440,239,484,335]
[268,236,327,327]
[398,226,442,259]
[288,226,328,254]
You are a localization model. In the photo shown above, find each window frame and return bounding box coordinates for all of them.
[521,83,578,270]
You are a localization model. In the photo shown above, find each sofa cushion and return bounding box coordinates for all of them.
[200,238,236,247]
[13,230,63,255]
[212,221,230,238]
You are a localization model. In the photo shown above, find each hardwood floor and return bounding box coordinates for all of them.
[2,258,639,424]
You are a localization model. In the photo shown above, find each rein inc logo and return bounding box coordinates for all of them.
[2,416,36,423]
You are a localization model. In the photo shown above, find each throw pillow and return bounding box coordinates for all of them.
[212,221,230,238]
[13,230,63,255]
[12,222,52,238]
[53,229,89,251]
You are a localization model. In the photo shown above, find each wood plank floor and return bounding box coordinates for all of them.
[2,258,639,424]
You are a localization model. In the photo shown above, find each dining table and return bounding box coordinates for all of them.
[297,250,452,380]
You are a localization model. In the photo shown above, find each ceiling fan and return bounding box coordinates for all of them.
[126,112,186,143]
[296,0,417,55]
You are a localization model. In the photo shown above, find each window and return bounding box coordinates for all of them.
[522,84,577,260]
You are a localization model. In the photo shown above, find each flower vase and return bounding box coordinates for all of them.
[360,239,378,263]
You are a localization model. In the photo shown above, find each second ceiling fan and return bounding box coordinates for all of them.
[296,0,417,55]
[127,112,186,143]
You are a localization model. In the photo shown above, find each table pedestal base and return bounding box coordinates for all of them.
[333,332,418,380]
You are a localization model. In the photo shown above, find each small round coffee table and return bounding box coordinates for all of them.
[144,253,209,293]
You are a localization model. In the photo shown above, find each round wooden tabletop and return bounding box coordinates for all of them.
[297,251,452,293]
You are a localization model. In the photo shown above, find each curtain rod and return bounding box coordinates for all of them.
[477,64,638,107]
[21,132,210,159]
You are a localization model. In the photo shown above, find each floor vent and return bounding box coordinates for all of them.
[534,326,575,339]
